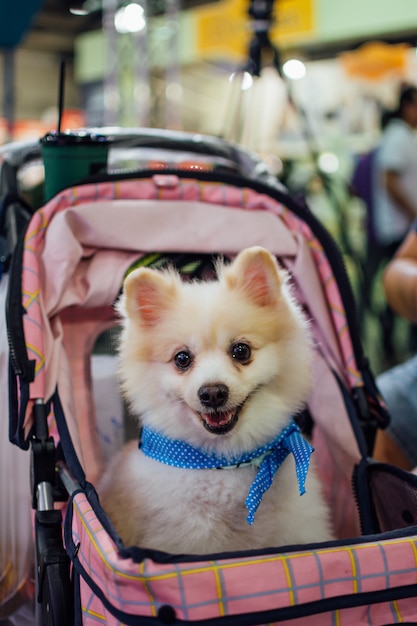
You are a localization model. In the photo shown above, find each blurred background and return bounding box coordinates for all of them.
[3,0,417,373]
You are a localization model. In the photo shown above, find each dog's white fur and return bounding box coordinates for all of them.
[99,246,334,552]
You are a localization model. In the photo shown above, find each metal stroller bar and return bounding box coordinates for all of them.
[31,399,74,626]
[36,482,54,511]
[57,461,81,496]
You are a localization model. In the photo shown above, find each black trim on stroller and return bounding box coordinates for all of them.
[5,158,396,625]
[50,315,417,626]
[6,223,36,388]
[30,395,74,626]
[63,480,417,626]
[59,454,417,624]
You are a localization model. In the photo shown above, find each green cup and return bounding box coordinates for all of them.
[40,131,110,201]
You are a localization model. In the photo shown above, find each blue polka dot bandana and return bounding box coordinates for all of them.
[139,420,314,525]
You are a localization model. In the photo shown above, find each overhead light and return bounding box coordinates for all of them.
[282,59,306,80]
[69,6,89,15]
[114,3,146,33]
[68,0,102,16]
[318,152,339,174]
[229,71,253,91]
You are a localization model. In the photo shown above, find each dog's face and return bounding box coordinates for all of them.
[117,247,312,454]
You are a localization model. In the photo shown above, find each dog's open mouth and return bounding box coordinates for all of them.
[198,407,240,435]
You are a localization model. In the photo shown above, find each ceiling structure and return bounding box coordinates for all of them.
[9,0,417,144]
[21,0,417,68]
[22,0,218,54]
[22,0,102,54]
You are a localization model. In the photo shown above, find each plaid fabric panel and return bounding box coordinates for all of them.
[77,589,417,626]
[70,492,417,624]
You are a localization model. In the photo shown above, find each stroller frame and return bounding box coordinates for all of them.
[4,130,417,625]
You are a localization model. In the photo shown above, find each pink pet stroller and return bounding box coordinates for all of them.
[4,128,417,625]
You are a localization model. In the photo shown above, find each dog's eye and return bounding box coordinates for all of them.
[174,350,193,370]
[230,342,251,363]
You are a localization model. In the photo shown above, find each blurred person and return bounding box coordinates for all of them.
[375,86,417,245]
[351,86,417,359]
[373,221,417,470]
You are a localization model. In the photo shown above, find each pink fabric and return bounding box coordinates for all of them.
[21,177,358,395]
[70,491,417,624]
[19,175,364,520]
[310,353,362,538]
[16,175,385,622]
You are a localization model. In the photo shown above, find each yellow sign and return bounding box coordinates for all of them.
[194,0,314,60]
[272,0,314,42]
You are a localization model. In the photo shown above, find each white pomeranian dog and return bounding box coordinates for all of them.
[99,246,334,553]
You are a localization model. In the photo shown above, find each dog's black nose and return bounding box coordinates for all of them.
[198,383,229,408]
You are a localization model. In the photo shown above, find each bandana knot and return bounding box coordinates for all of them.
[139,420,314,525]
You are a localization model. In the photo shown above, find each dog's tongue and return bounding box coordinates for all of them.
[203,410,234,427]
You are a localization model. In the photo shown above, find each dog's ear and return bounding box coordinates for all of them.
[225,247,285,307]
[122,268,178,326]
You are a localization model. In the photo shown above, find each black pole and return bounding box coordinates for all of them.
[57,58,66,133]
[241,0,356,258]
